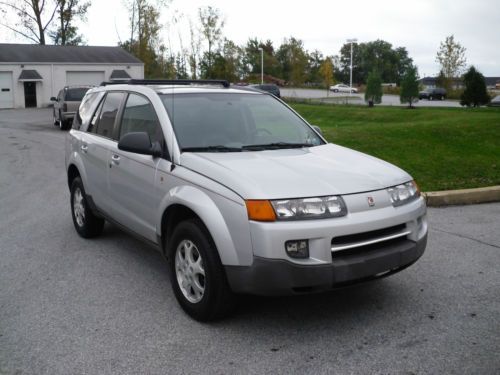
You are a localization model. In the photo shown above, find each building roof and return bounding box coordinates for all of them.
[110,69,131,80]
[0,44,142,64]
[420,76,500,86]
[18,69,43,81]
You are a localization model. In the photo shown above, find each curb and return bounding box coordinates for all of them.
[423,186,500,207]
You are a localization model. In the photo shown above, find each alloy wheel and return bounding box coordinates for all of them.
[175,239,205,303]
[73,187,85,227]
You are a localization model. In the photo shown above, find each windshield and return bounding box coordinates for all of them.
[65,88,90,101]
[160,93,323,151]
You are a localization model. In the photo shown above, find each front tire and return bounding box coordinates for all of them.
[169,219,235,321]
[70,177,104,238]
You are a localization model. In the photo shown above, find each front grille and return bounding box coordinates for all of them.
[331,223,410,259]
[331,236,409,259]
[332,224,406,246]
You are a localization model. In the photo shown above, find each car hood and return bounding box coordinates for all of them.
[179,143,412,199]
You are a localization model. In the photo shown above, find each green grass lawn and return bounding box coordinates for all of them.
[289,103,500,191]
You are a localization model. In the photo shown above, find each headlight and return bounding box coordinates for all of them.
[387,181,420,207]
[270,196,347,220]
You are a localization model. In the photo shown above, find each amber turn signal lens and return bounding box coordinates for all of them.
[245,200,276,222]
[413,180,421,194]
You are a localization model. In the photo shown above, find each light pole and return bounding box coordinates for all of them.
[258,47,264,85]
[346,38,357,94]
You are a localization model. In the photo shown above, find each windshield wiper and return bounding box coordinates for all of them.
[242,142,314,150]
[181,145,242,152]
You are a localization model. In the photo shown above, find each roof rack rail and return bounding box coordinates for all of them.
[100,79,230,88]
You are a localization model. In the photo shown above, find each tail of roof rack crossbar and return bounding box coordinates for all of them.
[100,79,230,88]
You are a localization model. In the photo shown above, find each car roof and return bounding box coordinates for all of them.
[64,85,94,90]
[91,84,263,96]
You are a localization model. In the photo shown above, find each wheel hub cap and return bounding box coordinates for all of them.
[73,188,85,227]
[175,239,205,303]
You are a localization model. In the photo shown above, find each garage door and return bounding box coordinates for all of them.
[66,71,105,86]
[0,71,14,109]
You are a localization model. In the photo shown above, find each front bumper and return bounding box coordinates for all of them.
[226,233,427,295]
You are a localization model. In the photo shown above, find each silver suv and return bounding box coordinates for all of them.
[65,79,428,321]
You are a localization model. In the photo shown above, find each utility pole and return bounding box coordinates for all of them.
[347,38,357,94]
[258,47,264,84]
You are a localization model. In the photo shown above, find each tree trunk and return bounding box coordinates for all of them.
[32,1,45,44]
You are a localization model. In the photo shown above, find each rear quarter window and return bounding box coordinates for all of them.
[65,88,90,101]
[73,92,105,130]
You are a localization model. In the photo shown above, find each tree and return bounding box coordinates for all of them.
[436,35,467,89]
[435,69,449,89]
[50,0,90,45]
[318,57,334,95]
[338,40,414,85]
[198,6,224,78]
[276,37,308,85]
[460,66,490,107]
[0,0,59,44]
[364,70,382,107]
[400,65,420,108]
[307,49,324,84]
[187,18,201,79]
[338,42,361,84]
[121,0,173,78]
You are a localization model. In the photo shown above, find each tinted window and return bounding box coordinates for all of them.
[95,92,124,138]
[119,94,163,144]
[65,88,89,101]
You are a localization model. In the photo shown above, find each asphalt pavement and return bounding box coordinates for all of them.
[281,88,461,107]
[0,108,499,374]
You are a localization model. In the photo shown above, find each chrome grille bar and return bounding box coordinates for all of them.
[331,230,411,252]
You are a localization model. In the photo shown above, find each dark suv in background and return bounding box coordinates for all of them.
[418,87,447,100]
[249,84,281,98]
[51,86,93,130]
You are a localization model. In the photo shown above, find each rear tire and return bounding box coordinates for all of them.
[169,219,235,321]
[59,111,70,130]
[53,110,59,126]
[70,177,104,238]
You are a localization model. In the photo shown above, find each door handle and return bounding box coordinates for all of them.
[111,154,120,165]
[81,144,88,153]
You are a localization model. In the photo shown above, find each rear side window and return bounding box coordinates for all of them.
[73,92,102,130]
[95,92,124,138]
[65,88,89,101]
[119,94,164,144]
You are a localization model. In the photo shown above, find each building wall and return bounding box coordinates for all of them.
[0,63,144,108]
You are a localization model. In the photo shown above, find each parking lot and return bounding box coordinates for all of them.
[281,88,462,107]
[0,108,499,374]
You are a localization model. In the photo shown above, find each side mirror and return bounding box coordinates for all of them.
[311,125,323,136]
[118,132,162,157]
[50,97,57,101]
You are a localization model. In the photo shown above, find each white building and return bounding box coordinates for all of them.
[0,44,144,109]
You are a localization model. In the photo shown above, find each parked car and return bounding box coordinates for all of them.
[66,79,428,321]
[51,86,93,130]
[330,84,358,93]
[488,95,500,107]
[249,84,281,97]
[418,87,447,100]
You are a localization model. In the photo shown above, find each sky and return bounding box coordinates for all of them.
[1,0,499,77]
